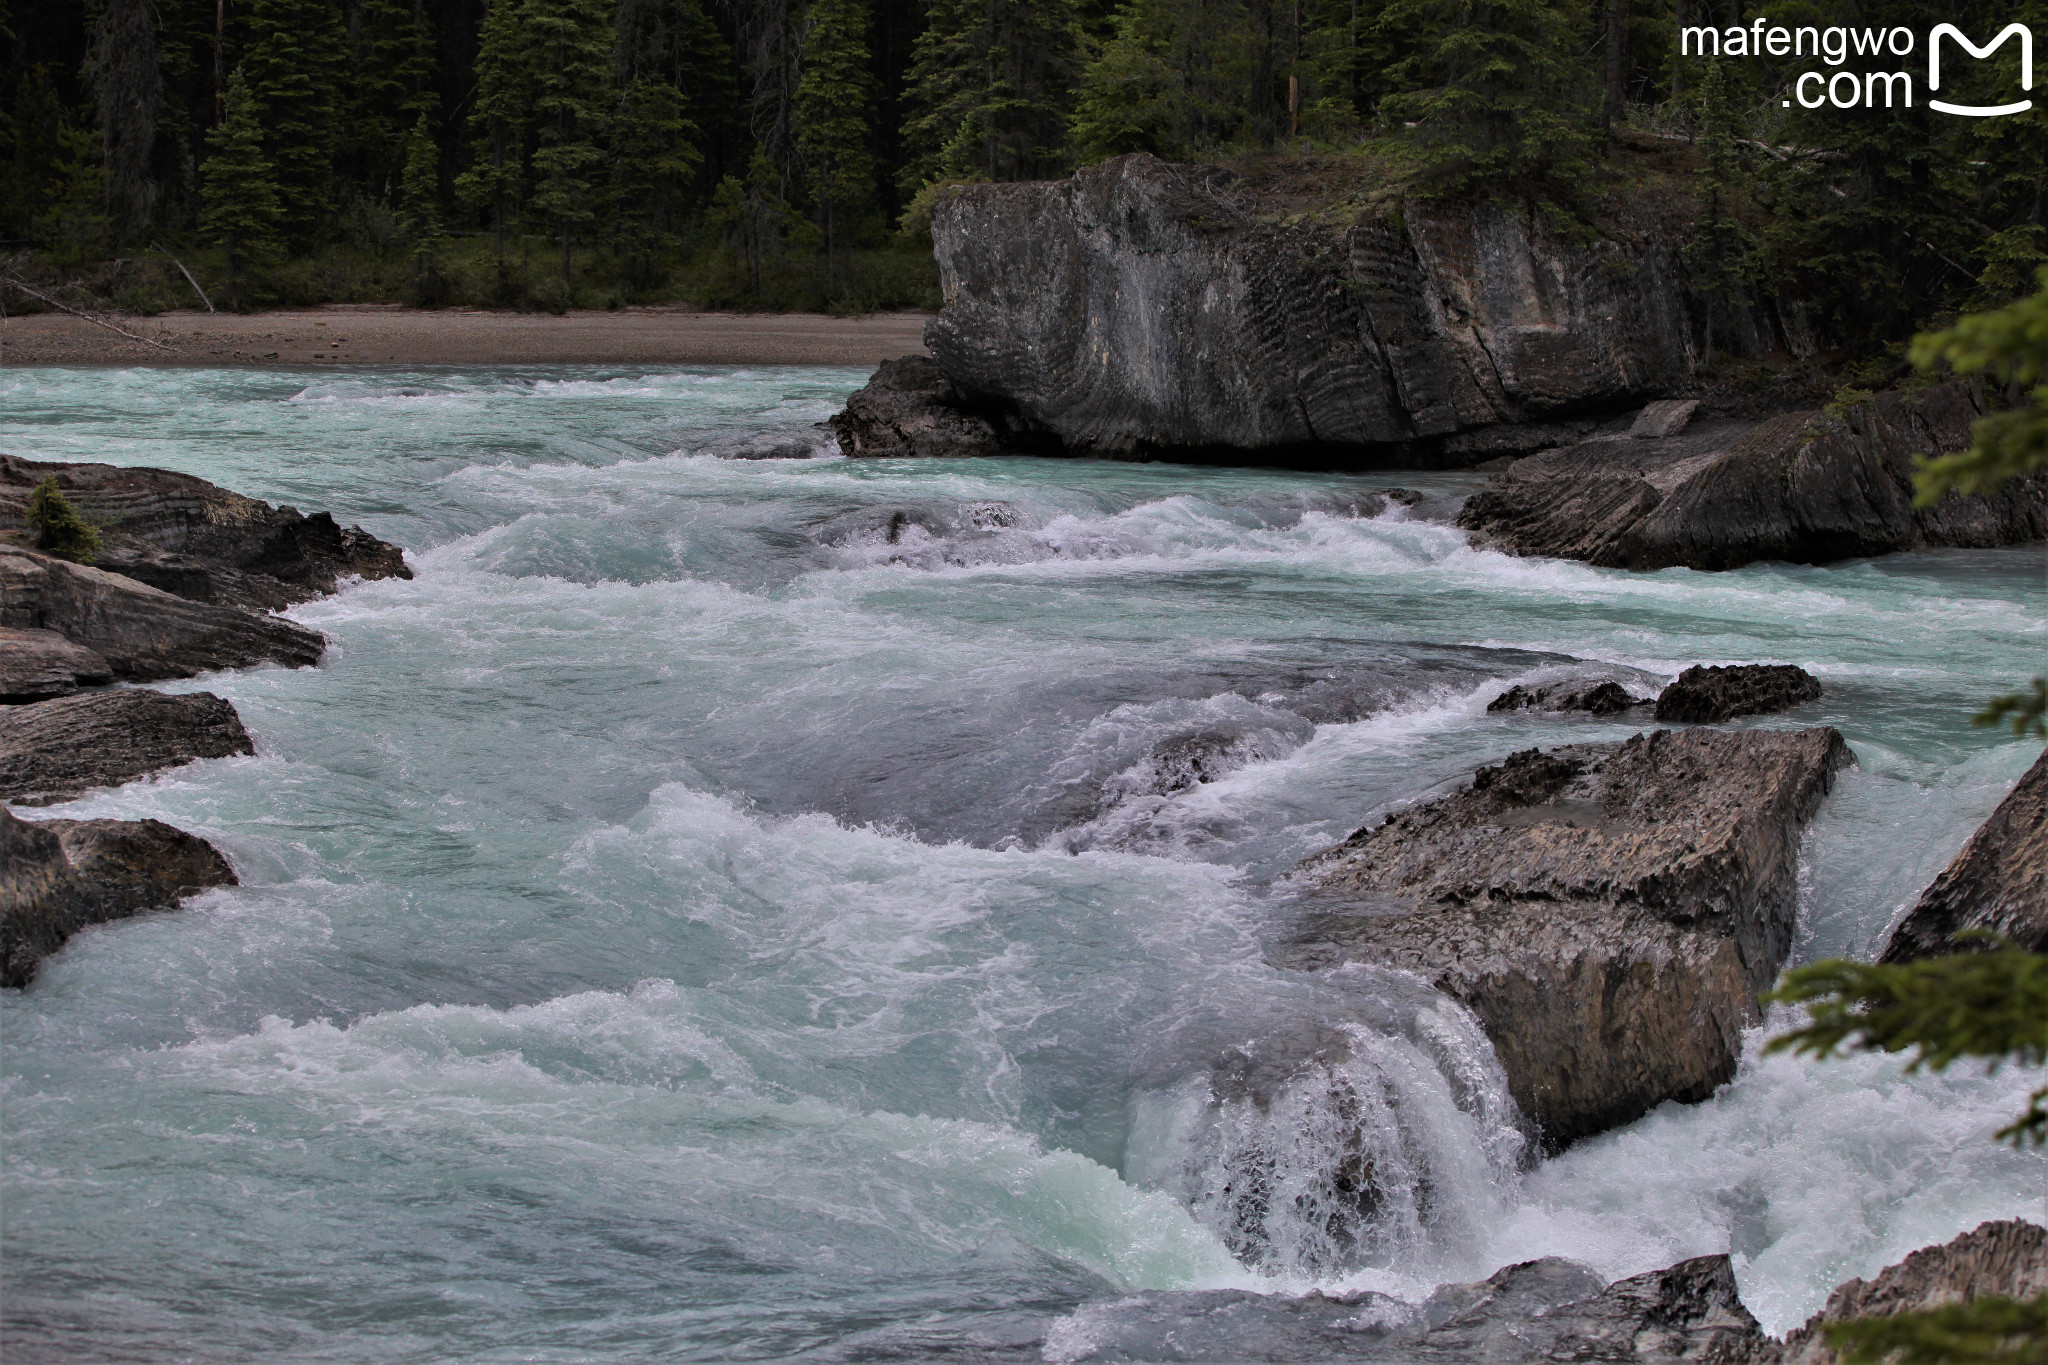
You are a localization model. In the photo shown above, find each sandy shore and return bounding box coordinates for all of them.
[0,305,932,368]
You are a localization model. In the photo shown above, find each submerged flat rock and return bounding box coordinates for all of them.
[1285,726,1852,1149]
[0,689,255,805]
[1458,383,2047,570]
[0,453,410,612]
[0,545,324,681]
[1882,748,2048,960]
[1,807,237,987]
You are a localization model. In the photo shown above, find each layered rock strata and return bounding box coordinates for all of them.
[1,454,411,611]
[1458,383,2048,570]
[1,806,237,988]
[0,626,112,702]
[1654,664,1823,723]
[0,689,255,805]
[1285,726,1853,1149]
[0,545,324,680]
[1882,748,2048,960]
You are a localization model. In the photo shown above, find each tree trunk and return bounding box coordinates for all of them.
[1604,0,1629,135]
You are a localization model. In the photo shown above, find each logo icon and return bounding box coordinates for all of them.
[1928,22,2033,116]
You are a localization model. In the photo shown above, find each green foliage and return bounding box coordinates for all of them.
[398,113,448,303]
[457,0,537,260]
[201,68,284,310]
[1766,944,2048,1146]
[901,0,1079,193]
[711,147,807,296]
[610,77,702,287]
[1069,0,1259,162]
[1824,1294,2048,1365]
[348,0,439,196]
[1974,680,2047,741]
[526,0,619,282]
[1909,267,2048,506]
[238,0,348,235]
[1681,60,1758,366]
[24,477,101,565]
[793,0,877,267]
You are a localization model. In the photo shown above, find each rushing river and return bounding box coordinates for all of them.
[2,365,2043,1362]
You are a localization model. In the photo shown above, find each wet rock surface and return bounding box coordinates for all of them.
[920,155,1787,464]
[1654,664,1823,724]
[1488,679,1646,715]
[0,689,255,805]
[1,806,237,987]
[1285,726,1853,1149]
[825,355,1008,459]
[1,453,411,611]
[0,626,112,702]
[1882,749,2048,960]
[0,545,325,681]
[1458,383,2048,570]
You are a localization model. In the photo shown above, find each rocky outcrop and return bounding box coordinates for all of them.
[825,355,1006,458]
[1458,384,2048,570]
[0,545,324,681]
[0,626,111,702]
[1655,665,1823,724]
[1,453,410,611]
[921,154,1784,464]
[1045,1255,1765,1362]
[1489,679,1646,715]
[1284,726,1853,1149]
[1882,749,2048,961]
[0,689,254,805]
[1,806,237,987]
[1760,1221,2047,1365]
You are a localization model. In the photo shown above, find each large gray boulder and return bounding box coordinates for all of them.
[1882,748,2048,961]
[1285,727,1853,1149]
[0,545,324,681]
[0,689,255,805]
[1,453,410,612]
[922,154,1783,463]
[1,806,237,987]
[1458,384,2048,570]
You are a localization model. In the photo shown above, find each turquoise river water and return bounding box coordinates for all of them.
[1,365,2043,1362]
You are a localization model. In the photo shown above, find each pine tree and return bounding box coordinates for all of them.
[200,68,282,310]
[1682,59,1757,367]
[610,77,702,289]
[398,111,448,301]
[238,0,348,234]
[456,0,534,265]
[526,0,618,285]
[1376,0,1598,202]
[899,0,1079,195]
[1069,0,1259,163]
[87,0,162,247]
[710,145,802,297]
[792,0,875,284]
[350,0,439,200]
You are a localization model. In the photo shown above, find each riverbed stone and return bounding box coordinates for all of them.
[825,355,1005,459]
[1881,749,2048,960]
[0,626,112,702]
[1488,679,1645,715]
[1285,726,1853,1149]
[1654,664,1823,724]
[0,689,255,805]
[1,806,237,987]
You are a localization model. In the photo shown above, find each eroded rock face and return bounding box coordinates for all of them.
[824,355,1006,458]
[1285,727,1853,1149]
[1759,1221,2047,1365]
[1,454,410,612]
[0,626,111,702]
[1655,664,1823,724]
[1488,679,1645,715]
[1882,749,2048,961]
[0,689,255,805]
[924,155,1784,463]
[1458,383,2048,570]
[0,545,324,681]
[1,807,236,987]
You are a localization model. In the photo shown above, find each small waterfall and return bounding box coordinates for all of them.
[1126,984,1526,1282]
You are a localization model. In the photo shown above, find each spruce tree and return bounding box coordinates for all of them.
[610,77,702,289]
[1683,59,1757,367]
[457,0,535,266]
[238,0,348,234]
[201,67,282,310]
[1069,0,1259,163]
[899,0,1079,195]
[526,0,618,286]
[398,111,448,301]
[350,0,439,199]
[792,0,875,284]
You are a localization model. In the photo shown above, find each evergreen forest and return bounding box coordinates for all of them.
[1,0,2043,336]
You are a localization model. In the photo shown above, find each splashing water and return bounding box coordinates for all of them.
[0,366,2041,1361]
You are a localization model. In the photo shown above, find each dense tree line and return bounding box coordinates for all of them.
[1,0,2042,328]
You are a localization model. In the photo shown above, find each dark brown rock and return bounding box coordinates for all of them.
[1,806,236,987]
[1488,679,1645,715]
[825,355,1004,459]
[1,453,410,612]
[0,689,254,805]
[0,626,111,702]
[1655,664,1824,724]
[1,545,324,682]
[1759,1221,2047,1365]
[1459,384,2048,570]
[1286,727,1853,1149]
[1882,749,2048,961]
